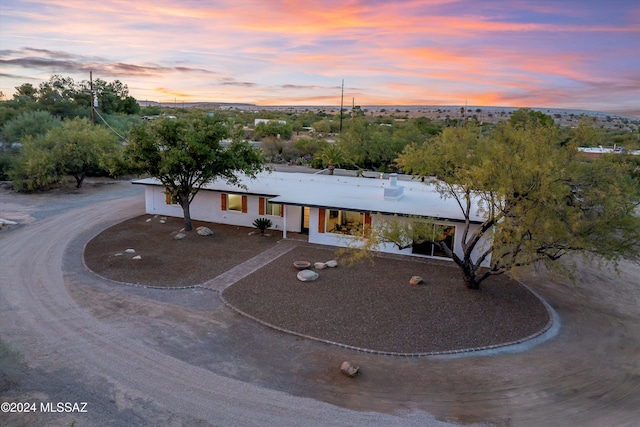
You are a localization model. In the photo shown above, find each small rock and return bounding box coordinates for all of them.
[196,226,213,236]
[146,218,152,223]
[160,217,167,221]
[297,269,319,282]
[409,276,424,286]
[114,253,123,257]
[132,255,142,260]
[326,260,338,268]
[174,233,187,240]
[340,361,360,377]
[293,260,311,270]
[248,231,258,235]
[125,248,136,253]
[160,220,166,224]
[314,262,327,269]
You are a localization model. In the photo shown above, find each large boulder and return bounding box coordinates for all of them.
[340,361,360,377]
[297,269,319,282]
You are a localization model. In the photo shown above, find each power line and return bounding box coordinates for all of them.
[93,107,126,140]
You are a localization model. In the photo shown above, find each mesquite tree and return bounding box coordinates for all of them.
[126,115,264,231]
[372,111,640,289]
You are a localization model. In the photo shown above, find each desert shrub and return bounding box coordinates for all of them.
[252,217,273,234]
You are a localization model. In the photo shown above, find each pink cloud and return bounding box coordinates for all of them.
[1,0,638,115]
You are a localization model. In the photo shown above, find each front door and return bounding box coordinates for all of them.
[301,206,310,234]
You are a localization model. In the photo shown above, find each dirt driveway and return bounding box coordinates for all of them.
[1,179,639,426]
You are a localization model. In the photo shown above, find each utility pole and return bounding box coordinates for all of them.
[339,79,344,133]
[352,97,355,122]
[90,71,96,125]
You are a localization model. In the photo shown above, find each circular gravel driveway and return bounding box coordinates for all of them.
[1,180,639,426]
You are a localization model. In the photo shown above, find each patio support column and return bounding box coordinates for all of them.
[282,206,287,239]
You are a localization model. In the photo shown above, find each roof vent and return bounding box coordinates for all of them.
[384,173,404,200]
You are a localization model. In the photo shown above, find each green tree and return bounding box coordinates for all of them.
[338,119,419,171]
[338,119,372,168]
[52,118,119,188]
[509,108,555,129]
[126,115,264,231]
[254,120,293,140]
[13,83,38,103]
[411,117,443,136]
[566,116,603,147]
[5,75,140,120]
[293,137,328,158]
[312,119,332,135]
[85,78,140,114]
[1,110,62,143]
[9,118,119,190]
[36,75,79,117]
[376,118,640,290]
[8,135,60,190]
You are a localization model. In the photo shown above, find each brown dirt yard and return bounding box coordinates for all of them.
[84,214,551,354]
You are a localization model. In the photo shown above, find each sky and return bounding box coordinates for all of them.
[1,0,639,116]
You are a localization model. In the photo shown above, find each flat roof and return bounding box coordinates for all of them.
[133,171,486,223]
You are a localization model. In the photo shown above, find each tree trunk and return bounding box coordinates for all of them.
[460,261,481,290]
[181,201,193,231]
[451,254,482,290]
[328,163,335,175]
[462,273,481,290]
[74,173,85,188]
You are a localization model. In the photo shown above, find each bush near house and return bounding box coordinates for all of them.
[253,217,273,235]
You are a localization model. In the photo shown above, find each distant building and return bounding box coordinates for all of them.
[141,115,176,120]
[577,145,639,157]
[254,119,286,126]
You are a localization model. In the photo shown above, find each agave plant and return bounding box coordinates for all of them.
[252,217,273,235]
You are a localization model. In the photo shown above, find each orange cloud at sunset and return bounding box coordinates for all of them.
[1,0,638,116]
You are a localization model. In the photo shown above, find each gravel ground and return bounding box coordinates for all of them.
[85,214,281,287]
[223,246,550,354]
[85,215,551,354]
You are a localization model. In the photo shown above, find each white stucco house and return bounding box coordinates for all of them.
[133,171,491,264]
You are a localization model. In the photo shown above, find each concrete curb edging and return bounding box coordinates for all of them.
[220,278,558,358]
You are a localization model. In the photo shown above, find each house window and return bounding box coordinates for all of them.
[222,194,247,213]
[412,224,455,258]
[266,199,282,216]
[165,189,178,205]
[326,210,365,235]
[228,194,243,211]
